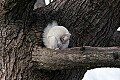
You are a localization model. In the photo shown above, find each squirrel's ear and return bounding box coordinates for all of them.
[65,33,71,36]
[65,33,71,35]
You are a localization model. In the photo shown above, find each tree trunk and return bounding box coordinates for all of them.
[0,0,120,80]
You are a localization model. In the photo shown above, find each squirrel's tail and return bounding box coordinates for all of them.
[43,21,58,47]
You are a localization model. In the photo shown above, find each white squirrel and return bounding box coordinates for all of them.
[43,21,71,50]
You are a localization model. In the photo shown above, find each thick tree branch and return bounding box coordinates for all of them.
[32,46,120,70]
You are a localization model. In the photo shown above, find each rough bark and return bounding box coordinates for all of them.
[0,0,34,80]
[32,47,120,70]
[109,31,120,46]
[0,0,120,80]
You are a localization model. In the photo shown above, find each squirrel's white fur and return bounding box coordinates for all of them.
[43,21,71,49]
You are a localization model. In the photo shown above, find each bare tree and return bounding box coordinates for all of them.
[0,0,120,80]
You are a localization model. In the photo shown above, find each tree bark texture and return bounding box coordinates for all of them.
[0,0,120,80]
[32,47,120,70]
[0,0,35,79]
[109,31,120,46]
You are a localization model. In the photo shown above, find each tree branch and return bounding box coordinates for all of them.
[32,46,120,70]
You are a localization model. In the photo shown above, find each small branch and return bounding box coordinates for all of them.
[32,46,120,70]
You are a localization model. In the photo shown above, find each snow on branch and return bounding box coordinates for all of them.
[32,46,120,70]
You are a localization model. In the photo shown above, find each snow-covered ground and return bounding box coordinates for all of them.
[117,27,120,31]
[82,68,120,80]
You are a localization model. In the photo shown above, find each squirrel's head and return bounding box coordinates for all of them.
[60,33,71,44]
